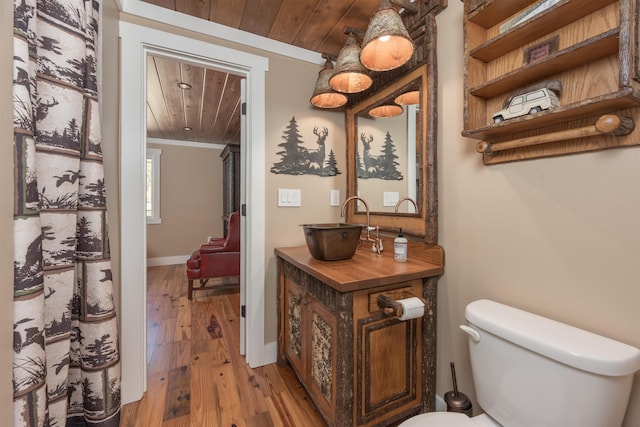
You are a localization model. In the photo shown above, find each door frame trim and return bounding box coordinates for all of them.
[119,21,270,404]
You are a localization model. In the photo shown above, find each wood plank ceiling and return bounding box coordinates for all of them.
[146,55,243,144]
[144,0,383,145]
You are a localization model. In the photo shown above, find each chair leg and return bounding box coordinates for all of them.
[188,279,194,300]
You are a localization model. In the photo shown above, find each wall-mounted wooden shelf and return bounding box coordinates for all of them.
[469,30,620,99]
[463,0,640,164]
[468,0,618,61]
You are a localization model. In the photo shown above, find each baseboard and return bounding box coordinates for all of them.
[435,394,446,412]
[147,255,189,267]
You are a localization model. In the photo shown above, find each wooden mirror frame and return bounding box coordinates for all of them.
[345,15,438,243]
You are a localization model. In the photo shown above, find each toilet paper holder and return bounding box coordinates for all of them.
[377,293,425,319]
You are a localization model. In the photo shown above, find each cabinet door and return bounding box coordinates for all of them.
[283,278,306,378]
[306,299,337,424]
[354,282,424,426]
[356,315,422,425]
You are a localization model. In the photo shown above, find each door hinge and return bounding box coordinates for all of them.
[241,204,246,216]
[241,102,247,115]
[241,305,246,318]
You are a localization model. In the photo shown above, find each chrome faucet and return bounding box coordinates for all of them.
[394,196,418,213]
[340,196,381,255]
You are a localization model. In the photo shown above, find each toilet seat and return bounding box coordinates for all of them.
[399,412,477,427]
[400,412,499,427]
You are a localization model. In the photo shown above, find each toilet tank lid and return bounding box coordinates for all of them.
[465,299,640,376]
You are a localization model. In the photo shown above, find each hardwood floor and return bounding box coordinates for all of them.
[120,265,327,427]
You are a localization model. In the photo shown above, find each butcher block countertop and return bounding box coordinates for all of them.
[275,241,444,293]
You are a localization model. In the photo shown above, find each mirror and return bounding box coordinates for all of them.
[355,79,420,214]
[346,65,437,241]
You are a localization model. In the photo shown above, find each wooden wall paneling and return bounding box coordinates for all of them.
[240,0,285,36]
[153,56,190,140]
[200,68,227,143]
[142,0,176,11]
[291,0,358,52]
[147,56,175,139]
[146,104,163,138]
[312,0,382,58]
[175,0,211,20]
[209,0,246,27]
[213,74,242,143]
[267,0,315,44]
[179,62,206,140]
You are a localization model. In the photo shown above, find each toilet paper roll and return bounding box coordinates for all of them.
[397,297,425,321]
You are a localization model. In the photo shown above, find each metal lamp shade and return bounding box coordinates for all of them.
[360,0,415,72]
[395,90,420,105]
[329,34,373,94]
[369,104,403,118]
[311,60,348,108]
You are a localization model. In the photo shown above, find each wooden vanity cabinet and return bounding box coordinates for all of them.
[276,244,444,427]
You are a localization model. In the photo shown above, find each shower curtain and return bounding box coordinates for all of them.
[12,0,121,425]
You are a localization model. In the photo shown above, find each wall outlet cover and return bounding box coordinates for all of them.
[330,189,340,206]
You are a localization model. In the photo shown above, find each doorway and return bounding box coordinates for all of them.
[119,21,271,405]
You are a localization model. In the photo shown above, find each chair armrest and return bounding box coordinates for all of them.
[186,250,201,269]
[199,244,228,254]
[208,237,226,245]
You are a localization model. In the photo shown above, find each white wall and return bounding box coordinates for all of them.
[146,142,223,260]
[436,3,640,425]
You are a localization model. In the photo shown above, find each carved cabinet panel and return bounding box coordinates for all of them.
[283,276,338,422]
[283,278,306,380]
[307,298,338,422]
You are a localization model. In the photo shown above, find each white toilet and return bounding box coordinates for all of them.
[400,299,640,427]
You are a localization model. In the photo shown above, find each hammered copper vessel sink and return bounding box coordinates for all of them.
[301,223,364,261]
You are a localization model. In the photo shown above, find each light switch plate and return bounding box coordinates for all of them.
[383,191,400,207]
[278,188,301,207]
[330,189,340,206]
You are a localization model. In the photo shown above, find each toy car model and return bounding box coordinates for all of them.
[492,87,559,123]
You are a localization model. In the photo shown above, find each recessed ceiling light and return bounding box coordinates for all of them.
[184,126,192,131]
[177,82,192,90]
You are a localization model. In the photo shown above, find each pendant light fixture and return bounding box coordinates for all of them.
[360,0,416,72]
[394,90,420,105]
[369,104,404,118]
[310,58,348,108]
[329,32,373,94]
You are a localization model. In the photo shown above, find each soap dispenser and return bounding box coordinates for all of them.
[394,228,408,262]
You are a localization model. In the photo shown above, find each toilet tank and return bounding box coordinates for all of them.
[463,299,640,427]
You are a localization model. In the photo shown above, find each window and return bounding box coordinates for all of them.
[146,148,161,224]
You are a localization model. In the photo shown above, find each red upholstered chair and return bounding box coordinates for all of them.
[186,212,240,299]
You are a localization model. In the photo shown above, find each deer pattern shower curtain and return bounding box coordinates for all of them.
[12,0,121,425]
